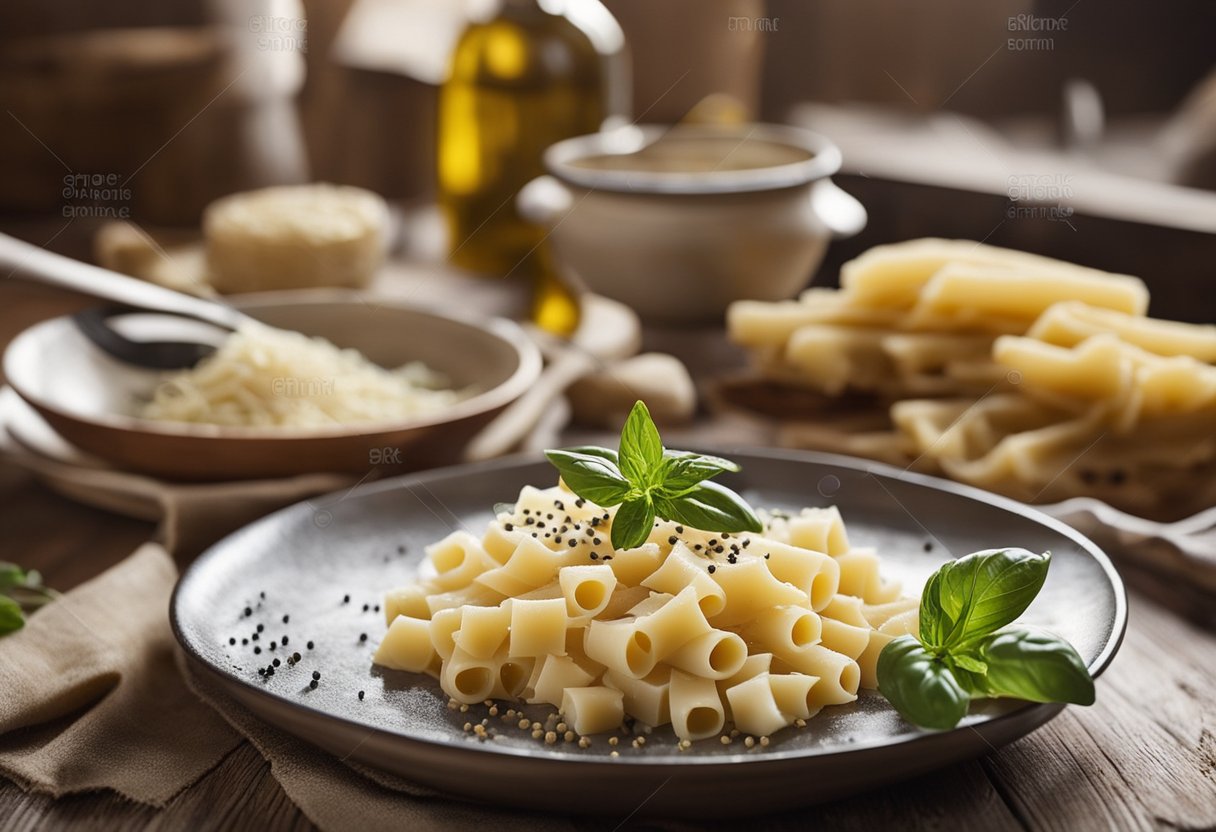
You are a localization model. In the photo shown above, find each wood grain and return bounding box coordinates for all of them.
[3,467,1213,830]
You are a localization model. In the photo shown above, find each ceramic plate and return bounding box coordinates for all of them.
[171,450,1126,818]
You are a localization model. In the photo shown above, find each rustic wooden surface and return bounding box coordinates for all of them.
[1,226,1214,830]
[2,461,1215,831]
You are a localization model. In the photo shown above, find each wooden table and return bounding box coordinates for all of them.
[1,228,1214,830]
[3,457,1216,831]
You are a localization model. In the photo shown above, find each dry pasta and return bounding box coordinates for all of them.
[373,484,916,742]
[725,238,1216,521]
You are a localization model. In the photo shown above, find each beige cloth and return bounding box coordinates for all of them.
[181,657,575,832]
[0,544,242,805]
[0,540,574,829]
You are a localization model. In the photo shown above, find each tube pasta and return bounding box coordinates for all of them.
[374,483,914,742]
[669,669,725,741]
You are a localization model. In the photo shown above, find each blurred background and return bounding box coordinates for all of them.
[0,0,1213,331]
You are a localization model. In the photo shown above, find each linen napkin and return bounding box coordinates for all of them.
[180,657,577,832]
[0,543,242,805]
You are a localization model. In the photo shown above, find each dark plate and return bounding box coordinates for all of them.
[171,449,1126,818]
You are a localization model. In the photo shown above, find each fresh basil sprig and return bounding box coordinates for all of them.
[878,548,1094,730]
[545,401,762,550]
[0,562,57,636]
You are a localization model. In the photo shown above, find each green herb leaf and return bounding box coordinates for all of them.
[659,452,742,496]
[950,652,989,675]
[562,446,619,465]
[544,450,633,506]
[611,495,655,550]
[918,570,951,650]
[877,635,970,730]
[938,549,1050,647]
[977,628,1095,705]
[617,401,664,486]
[655,481,762,535]
[0,595,25,635]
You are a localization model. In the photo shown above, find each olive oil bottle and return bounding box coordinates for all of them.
[438,0,626,335]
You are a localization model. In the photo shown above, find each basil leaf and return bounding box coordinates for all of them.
[977,627,1095,706]
[562,446,619,465]
[659,452,742,496]
[918,570,952,650]
[950,653,988,675]
[610,495,655,551]
[877,635,970,730]
[0,595,25,635]
[544,450,632,506]
[0,563,33,592]
[938,549,1050,647]
[617,401,664,487]
[655,481,763,534]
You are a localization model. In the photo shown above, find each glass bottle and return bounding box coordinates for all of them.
[438,0,627,335]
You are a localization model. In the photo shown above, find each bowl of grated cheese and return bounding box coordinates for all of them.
[3,292,542,480]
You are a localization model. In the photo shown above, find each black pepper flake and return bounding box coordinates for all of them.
[282,636,289,646]
[307,641,315,650]
[254,646,262,654]
[397,544,406,554]
[593,538,602,545]
[602,555,613,561]
[742,539,751,548]
[258,668,265,676]
[292,652,302,662]
[505,523,514,531]
[312,671,321,680]
[708,565,717,574]
[590,552,599,560]
[531,533,538,538]
[546,513,554,520]
[359,633,368,642]
[259,591,266,599]
[229,637,236,646]
[282,615,290,624]
[343,594,351,604]
[554,538,563,545]
[309,680,318,690]
[241,638,249,645]
[257,623,265,633]
[708,539,718,547]
[358,690,365,700]
[668,536,678,545]
[252,633,259,642]
[555,501,564,511]
[923,542,933,552]
[714,546,725,554]
[266,666,275,676]
[694,544,703,551]
[273,658,281,667]
[372,606,379,613]
[575,498,585,508]
[764,553,770,560]
[243,606,252,617]
[269,642,276,651]
[537,522,546,529]
[727,554,738,564]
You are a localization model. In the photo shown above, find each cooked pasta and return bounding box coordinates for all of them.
[373,483,916,743]
[141,322,462,428]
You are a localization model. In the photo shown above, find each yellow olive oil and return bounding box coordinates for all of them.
[439,0,619,335]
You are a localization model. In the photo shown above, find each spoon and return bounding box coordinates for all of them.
[0,232,247,368]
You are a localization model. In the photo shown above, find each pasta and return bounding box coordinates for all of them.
[725,238,1216,521]
[373,483,916,743]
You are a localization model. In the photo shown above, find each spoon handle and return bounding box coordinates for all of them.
[0,232,246,330]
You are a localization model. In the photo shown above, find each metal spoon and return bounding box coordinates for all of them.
[0,232,248,368]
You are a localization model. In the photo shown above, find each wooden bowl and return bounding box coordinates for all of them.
[2,294,541,481]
